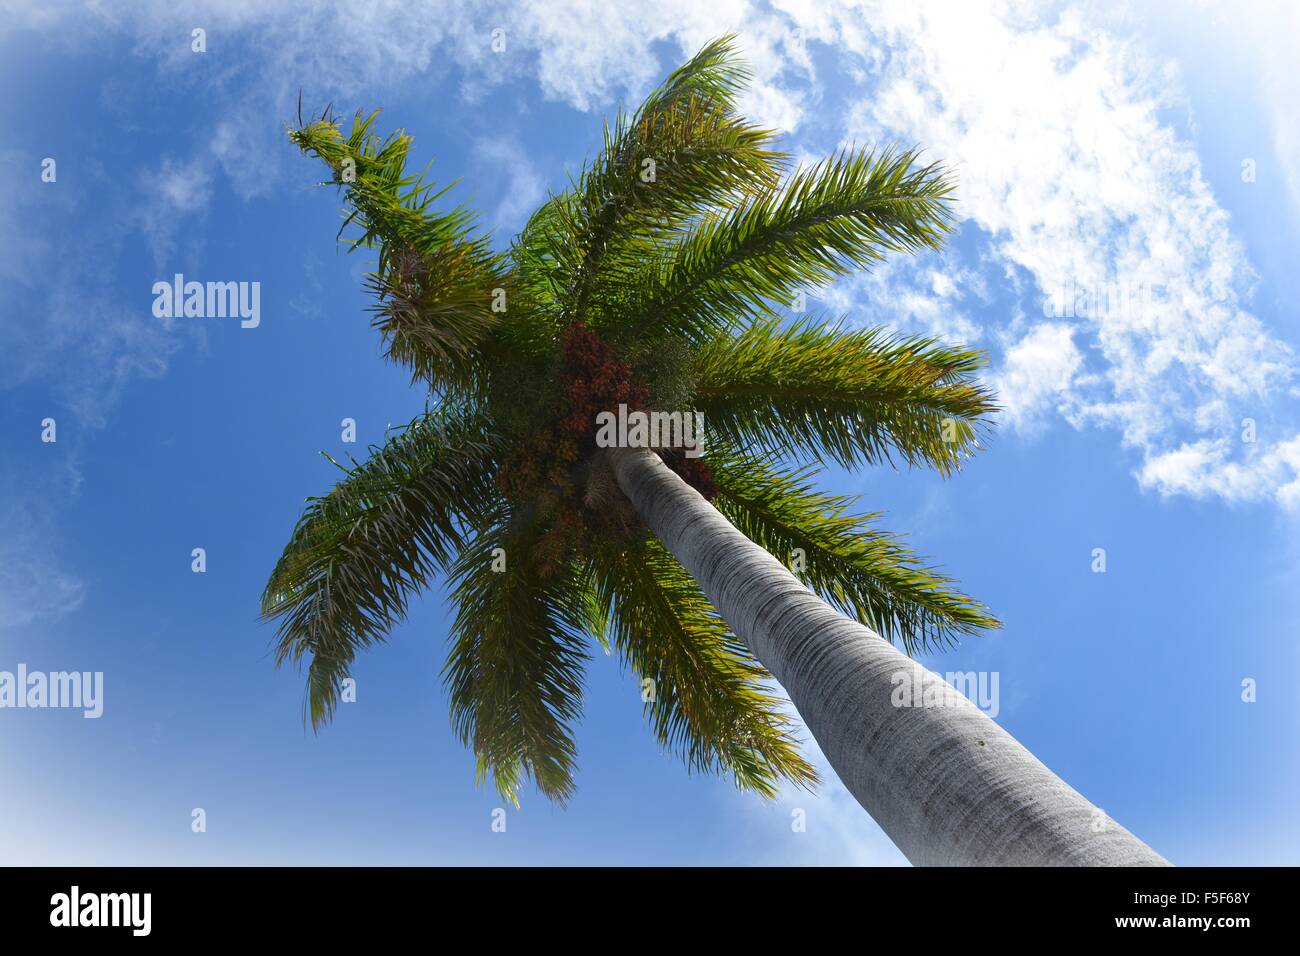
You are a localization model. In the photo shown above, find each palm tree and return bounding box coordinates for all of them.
[263,37,1167,866]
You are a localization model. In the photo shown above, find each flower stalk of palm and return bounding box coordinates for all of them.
[263,37,1167,865]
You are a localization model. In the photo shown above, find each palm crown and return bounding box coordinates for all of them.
[263,36,999,806]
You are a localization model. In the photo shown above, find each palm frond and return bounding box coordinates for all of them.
[708,445,999,654]
[261,405,500,728]
[290,109,506,391]
[554,36,786,330]
[617,147,955,345]
[593,537,819,796]
[444,516,591,805]
[693,313,996,473]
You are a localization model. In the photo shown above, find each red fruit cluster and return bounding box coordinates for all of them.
[498,321,717,513]
[660,448,718,501]
[560,321,649,446]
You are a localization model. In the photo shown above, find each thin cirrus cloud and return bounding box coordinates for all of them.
[135,155,214,268]
[0,455,87,632]
[473,137,547,231]
[0,522,86,631]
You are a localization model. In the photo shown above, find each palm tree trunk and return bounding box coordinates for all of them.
[610,445,1168,866]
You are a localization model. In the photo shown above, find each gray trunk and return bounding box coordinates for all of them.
[610,445,1168,866]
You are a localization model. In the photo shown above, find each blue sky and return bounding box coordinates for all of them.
[1,0,1297,865]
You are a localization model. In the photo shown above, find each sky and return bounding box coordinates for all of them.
[0,0,1297,865]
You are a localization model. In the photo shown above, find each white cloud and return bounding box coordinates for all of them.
[830,0,1300,505]
[1145,0,1300,224]
[994,323,1084,432]
[0,549,84,630]
[737,779,908,865]
[824,254,989,345]
[0,160,183,417]
[724,720,907,865]
[155,156,211,211]
[1139,434,1300,508]
[0,553,84,631]
[135,155,213,266]
[474,137,546,231]
[0,464,86,632]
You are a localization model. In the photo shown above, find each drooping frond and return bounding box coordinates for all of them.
[593,537,819,796]
[290,109,507,391]
[262,406,500,728]
[444,518,592,805]
[693,314,996,474]
[617,147,955,346]
[708,446,999,654]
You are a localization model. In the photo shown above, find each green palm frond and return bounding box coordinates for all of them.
[444,518,592,805]
[261,405,500,728]
[694,314,996,473]
[644,33,753,112]
[708,445,999,654]
[510,191,582,324]
[516,36,785,334]
[577,33,776,233]
[593,537,819,796]
[575,104,783,327]
[290,109,507,391]
[568,40,784,323]
[615,147,954,346]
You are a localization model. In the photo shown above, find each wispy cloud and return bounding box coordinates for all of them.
[135,155,214,267]
[0,460,86,632]
[822,252,990,346]
[833,1,1300,506]
[0,159,183,425]
[474,137,546,232]
[722,718,907,865]
[994,322,1084,433]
